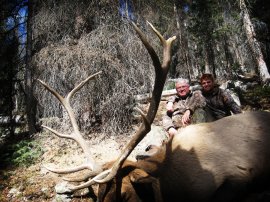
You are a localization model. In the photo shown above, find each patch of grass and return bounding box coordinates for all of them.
[243,85,270,102]
[241,85,270,110]
[252,85,270,97]
[1,140,44,167]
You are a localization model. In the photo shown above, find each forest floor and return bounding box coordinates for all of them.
[0,88,270,202]
[0,101,168,202]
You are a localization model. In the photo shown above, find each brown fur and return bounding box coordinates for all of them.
[97,111,270,202]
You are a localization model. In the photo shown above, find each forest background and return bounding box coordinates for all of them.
[1,0,270,136]
[0,0,270,201]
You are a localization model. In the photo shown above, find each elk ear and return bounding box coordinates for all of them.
[129,169,155,183]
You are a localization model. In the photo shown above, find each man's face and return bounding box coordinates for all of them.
[175,82,190,97]
[201,79,214,92]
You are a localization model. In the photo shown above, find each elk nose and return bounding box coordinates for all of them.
[136,154,148,160]
[136,151,155,161]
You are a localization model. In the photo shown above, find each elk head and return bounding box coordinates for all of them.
[97,136,173,202]
[38,21,176,200]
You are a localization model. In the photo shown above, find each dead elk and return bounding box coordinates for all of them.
[97,111,270,202]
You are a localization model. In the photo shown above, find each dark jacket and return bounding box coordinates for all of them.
[202,86,242,120]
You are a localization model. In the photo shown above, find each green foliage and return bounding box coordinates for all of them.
[231,62,241,72]
[3,140,44,167]
[252,86,270,97]
[213,24,231,38]
[242,85,270,110]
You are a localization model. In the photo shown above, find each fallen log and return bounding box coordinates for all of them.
[0,115,25,126]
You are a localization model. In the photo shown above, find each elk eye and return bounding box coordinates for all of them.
[145,145,153,151]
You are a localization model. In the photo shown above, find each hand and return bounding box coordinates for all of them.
[166,102,174,113]
[168,127,177,137]
[182,109,191,126]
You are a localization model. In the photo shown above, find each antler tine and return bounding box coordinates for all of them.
[63,169,101,182]
[37,79,65,105]
[147,21,166,45]
[83,22,176,185]
[43,164,91,174]
[67,71,102,101]
[132,22,161,74]
[38,72,102,174]
[41,125,74,140]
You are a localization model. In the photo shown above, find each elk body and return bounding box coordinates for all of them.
[97,111,270,202]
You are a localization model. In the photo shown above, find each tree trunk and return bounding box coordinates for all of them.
[232,35,245,70]
[204,45,211,74]
[174,3,191,80]
[25,0,37,134]
[240,0,270,83]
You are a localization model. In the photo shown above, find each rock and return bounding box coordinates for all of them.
[55,181,72,194]
[53,194,72,202]
[8,187,21,198]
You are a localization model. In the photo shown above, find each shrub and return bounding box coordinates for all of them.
[7,140,43,167]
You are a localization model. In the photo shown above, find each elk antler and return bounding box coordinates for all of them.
[65,22,176,191]
[38,71,103,180]
[40,22,176,193]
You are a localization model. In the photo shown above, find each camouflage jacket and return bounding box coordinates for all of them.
[163,90,206,131]
[202,86,242,120]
